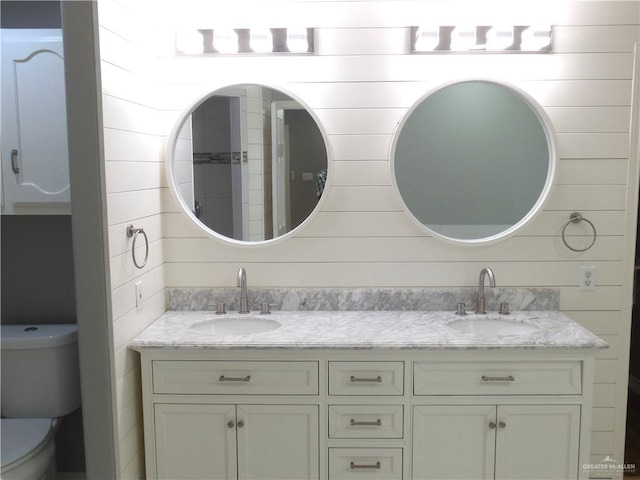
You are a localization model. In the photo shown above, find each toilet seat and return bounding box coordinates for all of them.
[1,418,56,477]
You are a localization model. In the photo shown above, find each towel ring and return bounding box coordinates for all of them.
[127,225,149,269]
[561,212,597,252]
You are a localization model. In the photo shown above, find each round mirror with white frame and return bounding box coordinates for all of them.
[167,84,330,245]
[391,79,557,244]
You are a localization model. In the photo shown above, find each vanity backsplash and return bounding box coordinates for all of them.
[168,287,559,312]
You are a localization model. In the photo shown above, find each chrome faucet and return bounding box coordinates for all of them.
[475,267,496,314]
[237,267,250,314]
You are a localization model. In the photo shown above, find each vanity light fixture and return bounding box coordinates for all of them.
[249,28,272,53]
[175,28,315,55]
[410,25,552,53]
[213,28,239,54]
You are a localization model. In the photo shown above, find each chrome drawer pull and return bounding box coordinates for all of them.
[350,461,381,470]
[482,375,515,382]
[350,375,382,383]
[350,419,382,426]
[219,375,251,382]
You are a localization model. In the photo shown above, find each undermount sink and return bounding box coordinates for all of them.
[448,316,539,337]
[191,316,281,336]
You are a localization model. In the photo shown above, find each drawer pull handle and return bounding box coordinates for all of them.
[482,375,515,382]
[11,149,19,174]
[350,461,381,470]
[350,419,382,427]
[219,375,251,382]
[350,375,382,383]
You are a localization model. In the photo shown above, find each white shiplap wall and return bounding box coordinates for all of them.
[98,1,640,477]
[98,0,166,477]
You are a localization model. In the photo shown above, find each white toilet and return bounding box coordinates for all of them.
[1,324,81,479]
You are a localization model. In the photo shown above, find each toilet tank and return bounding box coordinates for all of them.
[1,324,81,418]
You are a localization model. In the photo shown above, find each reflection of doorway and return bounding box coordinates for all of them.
[272,102,328,237]
[272,101,298,237]
[190,85,327,242]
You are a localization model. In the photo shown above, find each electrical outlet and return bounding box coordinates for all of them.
[135,281,144,311]
[580,266,596,291]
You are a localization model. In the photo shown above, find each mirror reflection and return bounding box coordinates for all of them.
[172,84,328,242]
[392,80,554,242]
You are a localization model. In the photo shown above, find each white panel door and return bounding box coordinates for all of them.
[1,29,70,213]
[495,405,581,480]
[154,403,237,480]
[237,404,319,480]
[412,405,496,479]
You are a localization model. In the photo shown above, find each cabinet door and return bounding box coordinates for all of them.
[154,404,237,480]
[1,29,70,213]
[495,405,581,480]
[237,404,319,480]
[412,405,496,479]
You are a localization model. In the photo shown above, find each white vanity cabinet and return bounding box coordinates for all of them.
[136,349,596,480]
[154,403,319,480]
[413,404,581,480]
[327,361,406,480]
[412,359,586,480]
[143,359,320,480]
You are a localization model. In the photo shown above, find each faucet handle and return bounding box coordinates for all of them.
[207,302,227,314]
[260,303,278,315]
[456,303,467,316]
[499,302,510,315]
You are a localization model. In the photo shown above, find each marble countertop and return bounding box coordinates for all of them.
[129,310,607,351]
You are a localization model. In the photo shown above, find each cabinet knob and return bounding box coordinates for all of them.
[489,422,497,429]
[237,420,245,428]
[227,421,235,428]
[498,421,506,429]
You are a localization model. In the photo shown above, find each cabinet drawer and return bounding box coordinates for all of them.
[329,448,403,480]
[152,361,319,395]
[329,362,404,396]
[329,405,403,439]
[413,361,582,395]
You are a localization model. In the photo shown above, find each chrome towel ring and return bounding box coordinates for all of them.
[127,224,149,269]
[561,212,597,252]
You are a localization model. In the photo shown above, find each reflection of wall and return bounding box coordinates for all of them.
[395,81,548,236]
[286,109,327,229]
[246,85,268,241]
[96,1,639,477]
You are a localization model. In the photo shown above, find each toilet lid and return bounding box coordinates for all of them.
[0,418,53,468]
